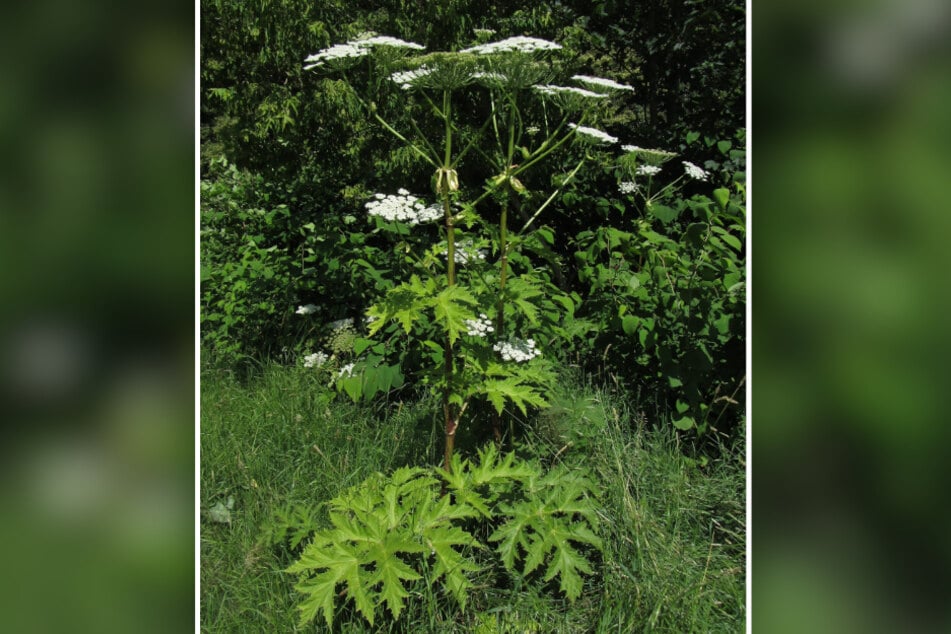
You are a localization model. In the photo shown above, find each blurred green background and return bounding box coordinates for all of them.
[0,0,193,631]
[754,0,951,630]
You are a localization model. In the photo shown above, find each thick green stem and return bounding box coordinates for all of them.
[441,89,458,473]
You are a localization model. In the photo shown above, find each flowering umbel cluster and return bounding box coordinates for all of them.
[494,338,541,363]
[571,75,635,92]
[366,190,442,225]
[533,85,608,99]
[569,123,618,145]
[389,67,433,89]
[303,351,329,368]
[304,36,425,70]
[461,36,562,55]
[296,304,318,315]
[682,161,710,181]
[464,314,495,337]
[618,181,639,194]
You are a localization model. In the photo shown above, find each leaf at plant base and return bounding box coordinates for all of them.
[295,570,340,627]
[374,555,421,619]
[543,540,591,601]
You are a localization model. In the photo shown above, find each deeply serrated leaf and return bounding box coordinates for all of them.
[431,285,478,344]
[295,569,342,627]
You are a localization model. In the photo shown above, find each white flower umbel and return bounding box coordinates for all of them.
[493,338,541,363]
[357,35,425,49]
[303,352,329,368]
[337,363,356,378]
[365,191,442,225]
[330,318,354,331]
[568,123,618,145]
[304,43,369,69]
[445,239,487,265]
[304,36,424,69]
[533,85,608,99]
[618,181,639,194]
[296,304,318,315]
[461,36,562,55]
[627,147,677,165]
[571,74,635,92]
[636,165,662,177]
[682,161,710,181]
[390,66,433,89]
[465,313,495,337]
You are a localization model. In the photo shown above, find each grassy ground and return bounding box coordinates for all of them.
[200,360,745,632]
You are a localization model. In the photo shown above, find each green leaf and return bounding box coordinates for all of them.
[673,415,696,430]
[713,188,730,211]
[621,315,639,336]
[717,140,732,154]
[295,570,340,628]
[483,378,547,415]
[432,285,477,345]
[649,203,679,224]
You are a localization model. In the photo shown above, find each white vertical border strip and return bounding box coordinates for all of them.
[195,0,202,627]
[745,0,753,630]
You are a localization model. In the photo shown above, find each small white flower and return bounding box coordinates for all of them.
[330,318,354,331]
[444,239,487,265]
[296,304,318,315]
[302,351,329,368]
[464,313,495,337]
[622,144,641,153]
[568,123,618,145]
[618,181,639,194]
[337,363,356,378]
[636,165,662,176]
[461,36,562,55]
[682,161,709,181]
[366,191,442,225]
[526,125,540,135]
[493,338,541,363]
[533,85,608,99]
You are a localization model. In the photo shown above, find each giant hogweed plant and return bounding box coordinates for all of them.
[285,32,626,628]
[298,33,642,471]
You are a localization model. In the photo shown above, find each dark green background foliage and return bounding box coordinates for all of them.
[200,0,746,431]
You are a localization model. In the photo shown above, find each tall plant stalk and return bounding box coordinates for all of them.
[441,89,458,473]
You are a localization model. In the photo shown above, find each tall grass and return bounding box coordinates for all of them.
[200,360,745,632]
